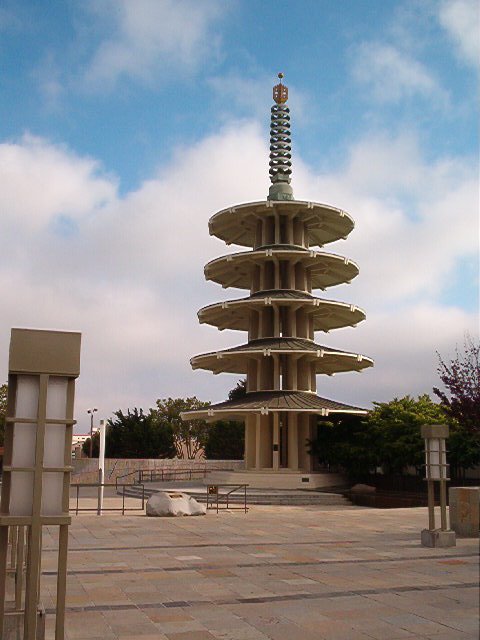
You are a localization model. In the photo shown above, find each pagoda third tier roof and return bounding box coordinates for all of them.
[182,390,368,420]
[191,337,373,375]
[208,200,355,248]
[205,247,359,290]
[198,291,366,332]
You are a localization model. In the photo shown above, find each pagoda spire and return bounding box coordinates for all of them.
[268,72,294,201]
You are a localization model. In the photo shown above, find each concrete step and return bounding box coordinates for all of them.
[119,484,352,506]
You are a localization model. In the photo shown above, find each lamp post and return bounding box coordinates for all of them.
[421,424,456,548]
[87,408,97,458]
[0,328,81,639]
[97,420,106,516]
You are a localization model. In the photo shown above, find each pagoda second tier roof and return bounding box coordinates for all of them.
[181,390,368,420]
[205,247,359,290]
[198,291,366,332]
[208,200,355,248]
[191,337,373,375]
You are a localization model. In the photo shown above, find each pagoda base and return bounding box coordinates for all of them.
[203,469,346,490]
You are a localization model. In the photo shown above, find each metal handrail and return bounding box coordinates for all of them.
[71,483,145,515]
[206,484,248,514]
[114,469,139,487]
[138,468,209,484]
[114,467,234,488]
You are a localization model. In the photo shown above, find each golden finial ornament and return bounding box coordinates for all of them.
[273,72,288,104]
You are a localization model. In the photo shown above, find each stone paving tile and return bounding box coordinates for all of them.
[37,503,479,640]
[163,631,217,639]
[122,637,169,640]
[222,604,325,640]
[210,630,270,640]
[380,612,465,636]
[60,610,117,639]
[422,634,479,640]
[348,619,417,639]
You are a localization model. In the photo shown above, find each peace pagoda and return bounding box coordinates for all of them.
[183,75,373,488]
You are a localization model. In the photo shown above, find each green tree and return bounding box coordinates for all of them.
[228,378,247,401]
[83,408,175,459]
[203,379,246,460]
[447,426,480,479]
[153,397,210,459]
[205,421,245,460]
[310,414,379,479]
[368,395,444,475]
[310,395,479,480]
[0,382,7,447]
[434,335,480,434]
[82,431,100,458]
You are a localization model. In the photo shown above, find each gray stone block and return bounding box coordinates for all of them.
[421,528,456,547]
[449,486,480,537]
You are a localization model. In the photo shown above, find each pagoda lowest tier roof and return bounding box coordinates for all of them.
[205,247,359,291]
[191,337,373,375]
[198,290,366,332]
[181,390,368,420]
[208,200,355,248]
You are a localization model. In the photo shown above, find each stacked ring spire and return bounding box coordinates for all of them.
[269,103,292,180]
[183,75,373,474]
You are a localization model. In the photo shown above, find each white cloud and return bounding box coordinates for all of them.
[316,303,478,407]
[438,0,480,67]
[0,134,115,234]
[294,132,478,306]
[0,124,477,431]
[351,41,447,104]
[83,0,227,88]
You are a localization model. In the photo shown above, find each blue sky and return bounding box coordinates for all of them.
[0,0,478,432]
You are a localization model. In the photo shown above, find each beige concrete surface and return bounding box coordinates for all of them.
[39,500,478,640]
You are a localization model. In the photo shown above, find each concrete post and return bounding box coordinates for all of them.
[97,420,106,516]
[420,424,456,548]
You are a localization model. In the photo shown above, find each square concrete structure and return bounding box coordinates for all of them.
[449,486,480,537]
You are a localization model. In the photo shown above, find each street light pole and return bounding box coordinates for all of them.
[87,408,98,458]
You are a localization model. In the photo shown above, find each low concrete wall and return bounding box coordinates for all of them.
[205,470,346,490]
[71,458,244,484]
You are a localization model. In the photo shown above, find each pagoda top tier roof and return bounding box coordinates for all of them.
[208,200,355,248]
[181,390,368,421]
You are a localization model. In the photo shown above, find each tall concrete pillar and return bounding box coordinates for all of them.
[245,415,256,469]
[259,414,273,468]
[255,414,261,470]
[272,413,280,470]
[288,413,299,470]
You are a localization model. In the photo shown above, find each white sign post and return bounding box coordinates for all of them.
[97,420,106,516]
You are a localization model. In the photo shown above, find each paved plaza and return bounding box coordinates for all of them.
[40,500,479,640]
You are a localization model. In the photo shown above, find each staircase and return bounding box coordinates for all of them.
[120,483,352,506]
